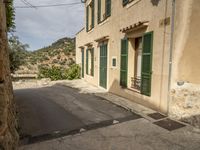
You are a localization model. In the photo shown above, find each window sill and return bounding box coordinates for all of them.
[87,27,94,33]
[98,16,110,26]
[127,87,140,94]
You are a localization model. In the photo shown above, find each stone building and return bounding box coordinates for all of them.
[0,0,19,149]
[76,0,200,127]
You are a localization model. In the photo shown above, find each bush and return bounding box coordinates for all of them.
[64,64,81,80]
[38,64,81,81]
[38,66,64,81]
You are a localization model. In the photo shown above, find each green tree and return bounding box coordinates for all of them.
[8,35,29,73]
[5,0,15,32]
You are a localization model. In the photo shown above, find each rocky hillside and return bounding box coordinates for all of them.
[15,37,76,74]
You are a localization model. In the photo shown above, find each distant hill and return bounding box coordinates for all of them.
[15,37,76,74]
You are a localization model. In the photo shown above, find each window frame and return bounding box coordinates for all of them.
[86,0,95,32]
[97,0,111,24]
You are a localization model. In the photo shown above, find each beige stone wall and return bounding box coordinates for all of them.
[0,1,19,149]
[76,0,173,113]
[169,0,200,127]
[173,0,200,84]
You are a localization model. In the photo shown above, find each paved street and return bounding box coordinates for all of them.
[14,80,200,150]
[20,118,200,150]
[15,84,137,144]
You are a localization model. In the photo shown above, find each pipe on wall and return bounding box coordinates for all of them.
[167,0,176,115]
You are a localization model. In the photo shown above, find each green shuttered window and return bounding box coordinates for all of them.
[86,6,89,32]
[86,48,94,76]
[91,48,94,76]
[91,0,95,28]
[141,31,153,96]
[86,49,89,74]
[98,0,101,23]
[120,38,128,87]
[106,0,111,17]
[81,48,84,78]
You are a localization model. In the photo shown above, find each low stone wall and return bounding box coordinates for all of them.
[170,83,200,128]
[0,0,19,149]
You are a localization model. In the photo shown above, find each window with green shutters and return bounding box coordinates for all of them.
[120,38,128,87]
[98,0,101,23]
[141,31,154,96]
[91,48,94,76]
[105,0,111,17]
[86,49,89,74]
[97,0,111,24]
[91,0,95,29]
[81,48,84,78]
[86,6,89,32]
[86,48,94,76]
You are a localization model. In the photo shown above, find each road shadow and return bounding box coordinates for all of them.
[14,84,142,145]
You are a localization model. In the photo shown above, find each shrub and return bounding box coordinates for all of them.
[38,64,81,81]
[38,66,64,81]
[64,64,81,80]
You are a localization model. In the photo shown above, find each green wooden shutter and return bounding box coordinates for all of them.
[141,31,153,96]
[86,49,89,74]
[91,0,95,28]
[123,0,129,6]
[120,38,128,87]
[106,0,111,17]
[98,0,101,23]
[81,48,84,78]
[91,48,94,76]
[86,6,89,32]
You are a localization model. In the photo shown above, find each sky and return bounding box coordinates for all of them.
[14,0,84,51]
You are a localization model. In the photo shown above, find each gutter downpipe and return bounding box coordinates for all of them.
[167,0,176,115]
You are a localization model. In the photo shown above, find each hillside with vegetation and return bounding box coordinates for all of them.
[14,37,76,75]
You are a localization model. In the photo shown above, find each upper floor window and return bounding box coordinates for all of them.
[98,0,111,24]
[86,0,95,32]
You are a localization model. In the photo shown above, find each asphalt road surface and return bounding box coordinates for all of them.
[15,84,138,143]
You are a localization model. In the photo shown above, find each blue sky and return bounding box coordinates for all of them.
[14,0,84,51]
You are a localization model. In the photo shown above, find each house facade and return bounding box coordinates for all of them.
[76,0,200,121]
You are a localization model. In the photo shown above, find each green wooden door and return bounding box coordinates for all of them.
[120,38,128,87]
[81,49,84,78]
[141,31,153,96]
[99,43,107,89]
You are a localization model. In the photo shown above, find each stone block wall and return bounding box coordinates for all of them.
[0,0,19,149]
[170,83,200,128]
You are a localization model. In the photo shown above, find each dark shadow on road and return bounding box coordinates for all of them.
[14,84,142,145]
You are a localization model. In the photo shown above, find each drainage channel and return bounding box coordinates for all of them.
[20,113,142,145]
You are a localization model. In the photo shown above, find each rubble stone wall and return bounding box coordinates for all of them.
[170,83,200,128]
[0,0,19,149]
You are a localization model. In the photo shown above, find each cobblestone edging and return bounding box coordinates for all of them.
[0,1,19,149]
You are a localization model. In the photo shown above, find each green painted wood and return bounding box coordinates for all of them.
[99,43,107,89]
[91,0,95,28]
[98,0,101,23]
[86,6,89,32]
[141,31,153,96]
[86,49,89,75]
[106,0,111,17]
[81,49,84,78]
[91,48,94,76]
[120,38,128,87]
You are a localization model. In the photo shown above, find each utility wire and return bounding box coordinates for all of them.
[15,2,82,9]
[20,0,36,8]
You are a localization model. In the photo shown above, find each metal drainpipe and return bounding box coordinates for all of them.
[167,0,176,115]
